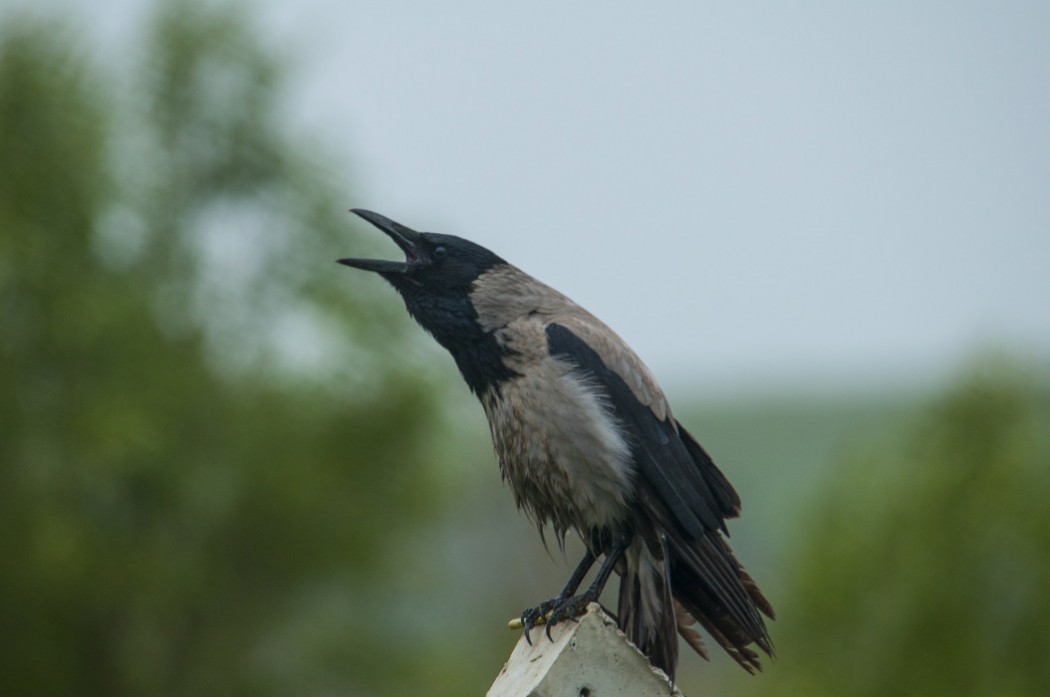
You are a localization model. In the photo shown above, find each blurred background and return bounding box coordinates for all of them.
[1,0,1048,694]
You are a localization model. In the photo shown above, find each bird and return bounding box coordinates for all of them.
[338,209,774,680]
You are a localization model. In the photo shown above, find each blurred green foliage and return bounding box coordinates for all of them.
[756,363,1050,697]
[0,2,468,694]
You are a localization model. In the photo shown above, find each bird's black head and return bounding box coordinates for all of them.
[339,209,504,299]
[339,209,514,393]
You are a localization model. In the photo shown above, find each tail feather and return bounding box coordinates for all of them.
[616,534,773,678]
[720,538,776,622]
[671,534,775,667]
[618,538,678,679]
[672,580,764,674]
[627,483,775,676]
[674,603,710,661]
[689,534,764,639]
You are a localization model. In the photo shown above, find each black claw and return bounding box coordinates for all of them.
[520,598,559,646]
[522,611,536,645]
[520,603,553,647]
[525,593,592,642]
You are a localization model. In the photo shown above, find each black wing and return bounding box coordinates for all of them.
[545,322,728,538]
[546,322,773,670]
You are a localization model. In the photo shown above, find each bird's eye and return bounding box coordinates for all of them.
[432,246,448,260]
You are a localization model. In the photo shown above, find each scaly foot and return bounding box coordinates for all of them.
[520,591,596,644]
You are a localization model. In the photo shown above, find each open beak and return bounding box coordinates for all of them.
[338,209,423,274]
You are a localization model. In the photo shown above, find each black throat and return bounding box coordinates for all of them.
[398,288,518,397]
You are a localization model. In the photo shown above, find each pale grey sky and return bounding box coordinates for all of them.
[16,0,1050,394]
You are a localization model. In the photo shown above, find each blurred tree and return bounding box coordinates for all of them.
[758,361,1050,696]
[0,2,473,695]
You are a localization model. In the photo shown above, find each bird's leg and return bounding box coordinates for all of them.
[520,548,596,645]
[520,536,632,642]
[542,536,630,639]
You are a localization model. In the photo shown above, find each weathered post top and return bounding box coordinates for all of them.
[488,604,686,697]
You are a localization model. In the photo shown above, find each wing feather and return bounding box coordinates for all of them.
[545,322,722,538]
[545,321,773,669]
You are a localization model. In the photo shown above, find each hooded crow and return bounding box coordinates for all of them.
[339,209,774,679]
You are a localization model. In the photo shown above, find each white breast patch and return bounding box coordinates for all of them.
[483,355,635,538]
